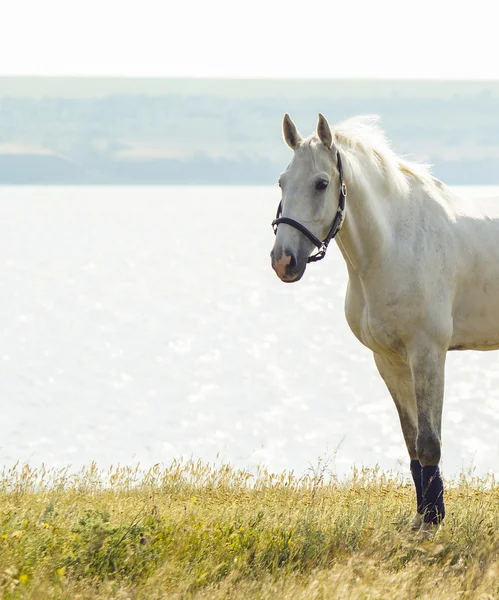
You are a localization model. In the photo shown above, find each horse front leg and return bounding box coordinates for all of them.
[409,342,447,530]
[373,353,423,529]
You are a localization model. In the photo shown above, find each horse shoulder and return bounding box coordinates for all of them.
[347,249,453,357]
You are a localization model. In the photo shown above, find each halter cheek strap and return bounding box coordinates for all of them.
[271,150,347,263]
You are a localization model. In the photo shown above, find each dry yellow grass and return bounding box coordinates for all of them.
[0,460,497,599]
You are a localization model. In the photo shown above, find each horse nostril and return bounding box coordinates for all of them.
[287,253,297,270]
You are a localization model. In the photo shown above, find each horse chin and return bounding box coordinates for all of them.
[280,265,306,283]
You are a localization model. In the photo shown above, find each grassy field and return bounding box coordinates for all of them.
[0,460,498,599]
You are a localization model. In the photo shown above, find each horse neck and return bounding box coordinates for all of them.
[335,172,407,276]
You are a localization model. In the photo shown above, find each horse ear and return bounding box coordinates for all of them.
[282,114,302,150]
[317,113,333,148]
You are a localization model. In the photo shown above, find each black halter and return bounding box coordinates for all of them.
[271,150,347,263]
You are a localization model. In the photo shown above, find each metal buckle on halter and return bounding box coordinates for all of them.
[308,242,327,263]
[341,183,347,197]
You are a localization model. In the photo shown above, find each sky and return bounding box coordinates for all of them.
[2,0,498,79]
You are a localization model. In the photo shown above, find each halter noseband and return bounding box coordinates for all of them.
[271,150,347,263]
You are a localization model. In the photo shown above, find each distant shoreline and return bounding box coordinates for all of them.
[3,78,499,185]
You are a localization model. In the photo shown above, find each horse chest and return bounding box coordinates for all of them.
[344,279,401,356]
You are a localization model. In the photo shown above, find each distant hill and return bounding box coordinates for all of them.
[2,77,499,185]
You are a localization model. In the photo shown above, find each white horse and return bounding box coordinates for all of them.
[270,113,499,533]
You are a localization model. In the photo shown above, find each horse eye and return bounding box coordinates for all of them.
[277,180,282,188]
[315,179,329,191]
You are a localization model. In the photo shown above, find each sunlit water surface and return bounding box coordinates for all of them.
[1,186,499,478]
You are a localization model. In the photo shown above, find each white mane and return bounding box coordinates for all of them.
[330,115,434,197]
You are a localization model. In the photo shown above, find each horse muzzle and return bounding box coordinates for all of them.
[270,248,306,282]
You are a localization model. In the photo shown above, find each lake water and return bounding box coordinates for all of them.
[1,185,499,479]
